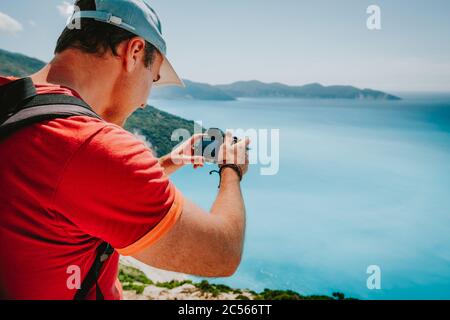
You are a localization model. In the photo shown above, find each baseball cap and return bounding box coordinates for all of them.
[70,0,184,87]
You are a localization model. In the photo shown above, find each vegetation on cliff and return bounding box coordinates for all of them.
[119,264,355,300]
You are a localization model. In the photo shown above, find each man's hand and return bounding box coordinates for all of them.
[218,132,251,177]
[159,133,205,176]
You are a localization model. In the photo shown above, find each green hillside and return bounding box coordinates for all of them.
[124,106,197,156]
[0,49,45,77]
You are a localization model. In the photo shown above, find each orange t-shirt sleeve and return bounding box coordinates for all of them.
[53,123,184,255]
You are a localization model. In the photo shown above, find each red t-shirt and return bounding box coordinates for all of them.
[0,76,184,300]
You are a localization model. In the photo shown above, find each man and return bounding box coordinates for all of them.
[0,0,249,300]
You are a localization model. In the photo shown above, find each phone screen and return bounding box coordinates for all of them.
[195,128,224,163]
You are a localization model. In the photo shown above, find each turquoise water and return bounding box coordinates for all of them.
[151,94,450,300]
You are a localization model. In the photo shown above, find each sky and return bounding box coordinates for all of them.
[0,0,449,92]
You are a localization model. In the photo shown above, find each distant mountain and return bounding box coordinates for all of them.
[0,48,400,101]
[216,80,401,100]
[153,79,400,101]
[152,79,235,101]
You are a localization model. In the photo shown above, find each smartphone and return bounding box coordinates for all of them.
[194,128,241,163]
[194,128,224,163]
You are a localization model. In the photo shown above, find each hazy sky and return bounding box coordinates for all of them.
[1,0,449,92]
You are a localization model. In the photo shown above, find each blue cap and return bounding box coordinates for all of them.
[70,0,184,87]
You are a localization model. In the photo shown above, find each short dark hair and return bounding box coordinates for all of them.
[54,0,157,67]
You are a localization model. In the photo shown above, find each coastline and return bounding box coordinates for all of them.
[119,258,353,301]
[119,258,255,300]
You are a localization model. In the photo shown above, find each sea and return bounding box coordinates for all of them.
[150,93,450,300]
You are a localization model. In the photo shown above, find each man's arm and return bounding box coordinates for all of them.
[134,169,245,277]
[134,134,249,277]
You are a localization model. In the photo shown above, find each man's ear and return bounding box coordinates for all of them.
[124,37,146,73]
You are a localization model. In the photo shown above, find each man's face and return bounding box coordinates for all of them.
[114,43,164,125]
[128,50,164,110]
[141,51,164,107]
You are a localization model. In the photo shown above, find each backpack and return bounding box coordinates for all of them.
[0,77,115,300]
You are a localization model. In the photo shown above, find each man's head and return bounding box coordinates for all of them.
[52,0,178,124]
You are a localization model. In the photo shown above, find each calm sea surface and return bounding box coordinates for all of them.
[150,94,450,299]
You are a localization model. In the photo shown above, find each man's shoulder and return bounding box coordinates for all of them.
[37,115,135,141]
[43,116,153,163]
[3,115,141,158]
[29,115,111,145]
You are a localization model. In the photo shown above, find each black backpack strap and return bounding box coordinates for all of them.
[0,95,102,136]
[0,78,102,138]
[0,77,37,111]
[74,242,115,300]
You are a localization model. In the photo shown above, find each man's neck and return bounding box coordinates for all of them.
[30,50,121,123]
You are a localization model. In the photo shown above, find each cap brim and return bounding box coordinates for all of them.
[154,56,185,87]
